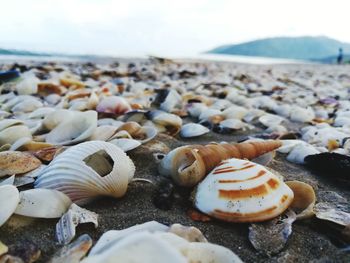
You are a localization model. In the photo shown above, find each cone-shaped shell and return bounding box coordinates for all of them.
[159,140,282,187]
[35,141,135,204]
[194,158,294,222]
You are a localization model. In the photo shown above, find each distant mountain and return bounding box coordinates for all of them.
[0,48,51,57]
[208,36,350,61]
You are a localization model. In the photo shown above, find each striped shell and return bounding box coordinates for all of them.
[35,141,135,204]
[194,158,294,222]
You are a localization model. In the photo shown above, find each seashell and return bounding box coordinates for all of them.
[10,138,53,152]
[0,125,32,146]
[160,89,182,112]
[108,138,141,152]
[45,110,97,145]
[180,123,209,138]
[0,175,15,186]
[50,234,92,263]
[32,147,62,162]
[273,104,291,117]
[115,122,157,143]
[0,185,20,227]
[88,221,170,256]
[168,223,207,243]
[259,114,284,127]
[14,189,72,218]
[37,82,65,96]
[96,96,131,115]
[286,181,316,220]
[42,109,76,130]
[251,151,275,166]
[121,110,148,123]
[15,75,39,95]
[290,106,315,123]
[187,103,207,118]
[314,202,350,227]
[11,97,43,113]
[304,152,350,185]
[243,109,265,123]
[182,242,243,263]
[56,204,98,245]
[0,151,41,177]
[249,209,296,256]
[0,119,24,132]
[35,141,135,204]
[265,124,288,134]
[286,143,319,164]
[277,139,306,154]
[147,110,182,136]
[159,140,282,187]
[194,158,294,222]
[89,125,119,141]
[45,93,62,105]
[83,232,188,263]
[215,118,250,133]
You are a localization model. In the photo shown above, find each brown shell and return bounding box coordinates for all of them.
[0,151,41,177]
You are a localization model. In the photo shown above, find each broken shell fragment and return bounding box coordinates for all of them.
[56,204,98,245]
[159,140,282,187]
[194,158,294,222]
[249,209,296,256]
[0,185,20,227]
[0,151,41,177]
[14,189,72,218]
[50,234,93,263]
[35,141,135,204]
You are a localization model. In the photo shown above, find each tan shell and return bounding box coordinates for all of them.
[0,151,41,177]
[159,140,282,187]
[194,158,294,222]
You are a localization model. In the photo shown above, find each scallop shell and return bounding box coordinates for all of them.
[194,158,294,222]
[159,140,282,187]
[35,141,135,204]
[0,185,20,227]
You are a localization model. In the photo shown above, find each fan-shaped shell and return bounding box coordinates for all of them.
[35,141,135,204]
[194,158,294,222]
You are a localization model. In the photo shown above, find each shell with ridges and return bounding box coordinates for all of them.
[35,141,135,204]
[194,158,294,222]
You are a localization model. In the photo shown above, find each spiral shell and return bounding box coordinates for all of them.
[159,140,281,187]
[194,158,294,222]
[35,141,135,204]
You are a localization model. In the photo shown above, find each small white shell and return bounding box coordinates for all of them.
[14,189,72,218]
[194,158,294,222]
[108,138,141,152]
[290,106,315,123]
[286,144,320,164]
[0,125,32,146]
[219,118,249,131]
[45,111,97,145]
[180,123,209,138]
[0,185,19,227]
[35,141,135,204]
[259,114,284,127]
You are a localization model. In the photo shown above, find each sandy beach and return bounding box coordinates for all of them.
[0,59,350,262]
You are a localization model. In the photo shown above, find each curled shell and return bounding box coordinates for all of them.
[194,158,294,222]
[0,185,20,227]
[286,181,316,220]
[159,140,282,187]
[35,141,135,204]
[0,151,41,177]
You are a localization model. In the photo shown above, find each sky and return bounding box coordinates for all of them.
[1,0,349,57]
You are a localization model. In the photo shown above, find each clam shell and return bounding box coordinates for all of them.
[180,123,209,138]
[14,189,72,218]
[0,125,32,146]
[0,151,41,177]
[286,143,319,164]
[35,141,135,204]
[108,138,141,152]
[0,185,20,227]
[45,110,97,145]
[96,96,131,115]
[194,158,294,222]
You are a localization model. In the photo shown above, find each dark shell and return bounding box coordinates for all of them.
[0,70,20,84]
[304,153,350,184]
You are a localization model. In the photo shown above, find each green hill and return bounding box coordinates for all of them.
[208,36,350,61]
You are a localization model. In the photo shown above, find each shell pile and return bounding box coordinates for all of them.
[0,59,350,262]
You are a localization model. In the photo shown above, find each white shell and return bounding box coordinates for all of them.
[108,138,141,152]
[160,90,182,112]
[286,144,320,164]
[0,185,19,227]
[194,158,294,222]
[259,114,284,127]
[45,111,97,145]
[180,123,209,138]
[219,118,249,130]
[14,189,72,218]
[0,125,32,146]
[35,141,135,204]
[290,106,315,123]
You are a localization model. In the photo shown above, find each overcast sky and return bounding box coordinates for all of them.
[1,0,349,57]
